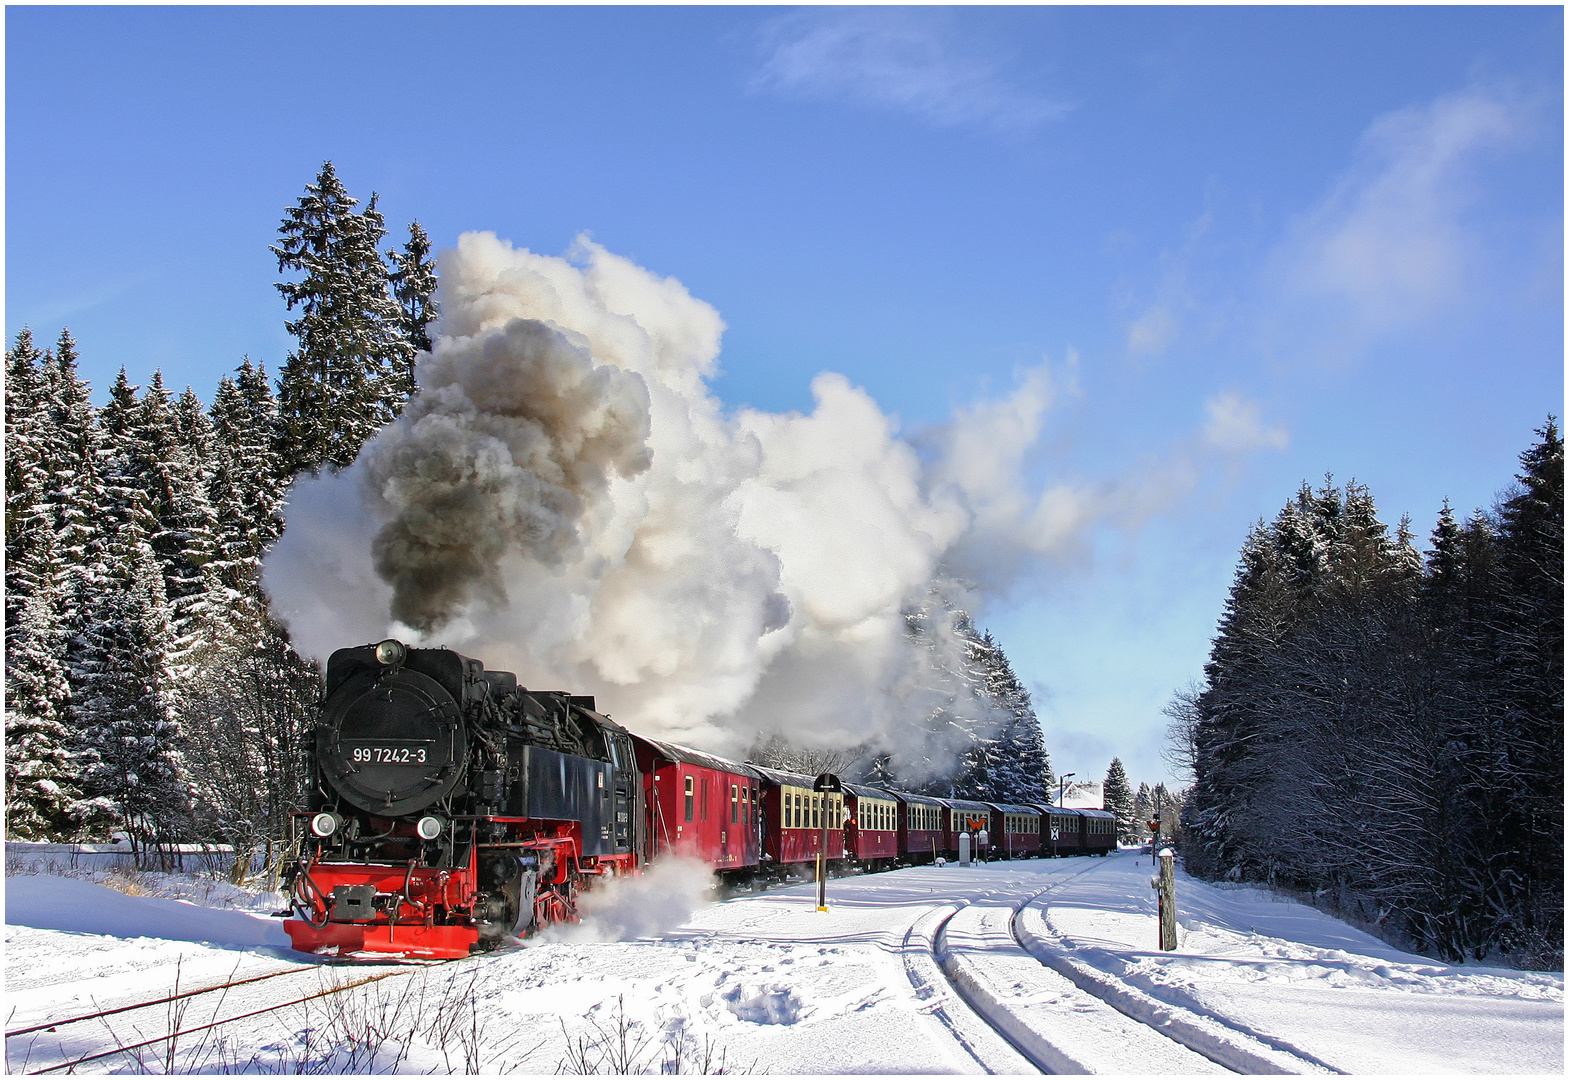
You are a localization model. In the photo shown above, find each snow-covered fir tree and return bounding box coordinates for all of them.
[99,370,223,678]
[390,220,439,358]
[867,594,1053,804]
[273,161,415,475]
[4,330,90,837]
[206,358,288,647]
[41,331,109,578]
[954,627,1052,803]
[5,328,57,617]
[1103,757,1135,842]
[1132,782,1153,832]
[4,561,82,839]
[70,542,192,858]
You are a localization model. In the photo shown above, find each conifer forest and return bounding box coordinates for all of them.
[1172,437,1563,970]
[4,163,1068,873]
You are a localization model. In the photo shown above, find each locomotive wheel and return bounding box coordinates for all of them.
[534,879,579,928]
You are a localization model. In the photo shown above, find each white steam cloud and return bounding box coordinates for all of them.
[544,855,716,943]
[263,232,1131,778]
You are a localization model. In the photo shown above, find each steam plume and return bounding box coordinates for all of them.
[263,232,1136,779]
[366,318,651,631]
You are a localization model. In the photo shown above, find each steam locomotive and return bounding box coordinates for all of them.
[282,641,1115,959]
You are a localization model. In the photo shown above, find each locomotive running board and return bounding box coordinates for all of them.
[284,918,479,960]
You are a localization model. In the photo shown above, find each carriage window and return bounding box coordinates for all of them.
[684,776,694,822]
[701,779,709,821]
[731,784,738,824]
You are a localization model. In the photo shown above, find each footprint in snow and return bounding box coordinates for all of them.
[723,983,804,1025]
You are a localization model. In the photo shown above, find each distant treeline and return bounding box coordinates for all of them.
[1173,423,1562,970]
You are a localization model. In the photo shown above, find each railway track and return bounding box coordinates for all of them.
[3,961,423,1075]
[905,851,1336,1074]
[1007,865,1341,1074]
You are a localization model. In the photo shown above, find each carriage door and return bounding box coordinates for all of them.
[608,733,636,855]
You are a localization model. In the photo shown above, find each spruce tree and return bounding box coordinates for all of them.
[42,332,108,581]
[72,545,191,857]
[390,220,439,359]
[273,162,414,475]
[1103,757,1135,843]
[101,371,222,677]
[1487,419,1563,966]
[5,328,55,614]
[5,585,81,839]
[1132,782,1153,831]
[207,358,288,649]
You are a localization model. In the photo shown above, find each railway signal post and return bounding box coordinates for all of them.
[813,772,842,912]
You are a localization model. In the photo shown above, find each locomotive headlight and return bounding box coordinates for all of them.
[310,812,342,837]
[375,638,407,666]
[415,815,445,841]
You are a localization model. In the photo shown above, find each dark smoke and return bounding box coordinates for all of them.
[362,317,652,631]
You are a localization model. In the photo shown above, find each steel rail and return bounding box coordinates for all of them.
[1005,855,1337,1074]
[4,966,316,1039]
[29,970,409,1075]
[925,861,1108,1074]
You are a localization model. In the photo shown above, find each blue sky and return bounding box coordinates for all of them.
[7,6,1562,790]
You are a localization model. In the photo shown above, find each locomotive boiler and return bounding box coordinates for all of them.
[283,640,643,958]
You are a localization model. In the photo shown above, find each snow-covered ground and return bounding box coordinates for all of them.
[4,851,1561,1074]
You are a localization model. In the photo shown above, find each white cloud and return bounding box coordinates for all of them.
[1273,85,1528,339]
[751,8,1070,134]
[1202,392,1288,453]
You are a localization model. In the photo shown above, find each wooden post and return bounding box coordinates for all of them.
[1157,848,1178,950]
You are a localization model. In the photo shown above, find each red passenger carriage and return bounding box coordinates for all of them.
[939,798,996,859]
[1078,808,1118,855]
[751,765,846,874]
[894,791,947,863]
[842,780,899,868]
[987,803,1042,859]
[1035,804,1086,856]
[631,736,760,871]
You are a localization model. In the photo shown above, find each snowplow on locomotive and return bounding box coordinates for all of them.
[283,639,1115,959]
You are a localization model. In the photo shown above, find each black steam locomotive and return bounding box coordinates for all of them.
[284,639,643,957]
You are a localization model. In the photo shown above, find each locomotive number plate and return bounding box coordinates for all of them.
[349,743,432,765]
